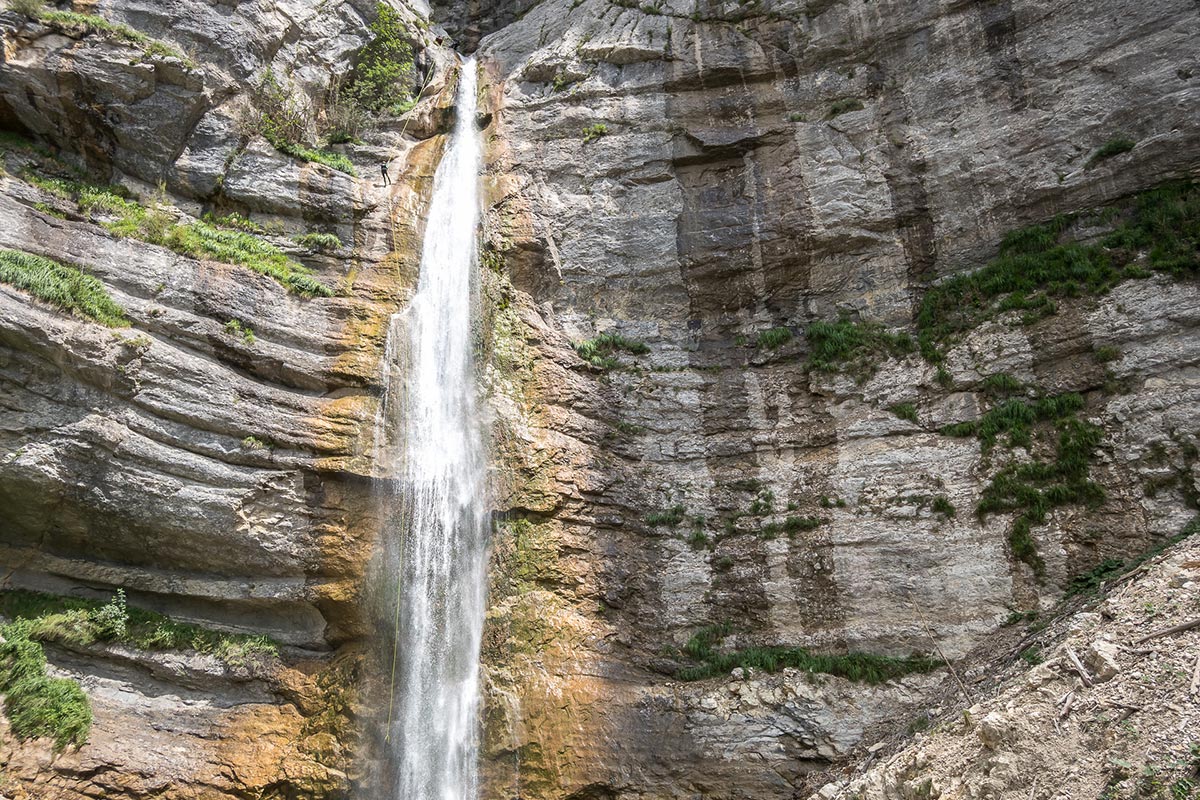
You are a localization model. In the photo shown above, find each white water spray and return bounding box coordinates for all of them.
[376,57,487,800]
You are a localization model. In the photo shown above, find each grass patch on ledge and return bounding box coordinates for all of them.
[574,332,649,370]
[24,7,196,69]
[20,170,333,297]
[263,133,357,176]
[940,392,1085,452]
[807,316,914,377]
[0,249,128,327]
[916,181,1200,364]
[675,623,939,683]
[0,622,91,750]
[0,589,279,666]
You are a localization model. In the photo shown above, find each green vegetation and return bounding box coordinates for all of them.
[16,166,332,297]
[0,249,128,327]
[978,417,1105,573]
[13,5,195,68]
[107,205,334,296]
[1019,644,1043,666]
[646,505,686,528]
[574,332,649,369]
[7,0,43,16]
[748,488,774,516]
[931,496,956,518]
[819,495,847,509]
[941,391,1105,574]
[1085,137,1136,170]
[203,211,262,234]
[784,516,825,533]
[890,402,918,423]
[0,588,278,750]
[676,623,938,682]
[980,372,1023,397]
[582,123,608,143]
[807,316,914,376]
[755,326,793,350]
[241,435,266,450]
[827,98,864,118]
[0,589,277,665]
[293,232,342,252]
[1064,515,1200,601]
[0,622,91,750]
[343,4,418,116]
[917,182,1200,363]
[940,393,1085,452]
[224,319,256,344]
[255,69,356,175]
[1094,345,1121,363]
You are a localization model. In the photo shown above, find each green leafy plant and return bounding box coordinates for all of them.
[980,372,1023,397]
[203,211,263,234]
[931,496,955,518]
[890,402,918,423]
[0,589,277,666]
[676,623,938,682]
[582,123,608,143]
[343,3,418,116]
[293,232,342,252]
[827,98,864,118]
[646,505,686,528]
[574,332,649,369]
[0,624,91,750]
[755,326,792,349]
[807,316,914,376]
[976,417,1105,574]
[255,69,356,175]
[30,9,194,68]
[917,182,1199,363]
[1086,137,1136,169]
[6,0,45,17]
[0,249,128,327]
[102,197,333,297]
[224,319,256,344]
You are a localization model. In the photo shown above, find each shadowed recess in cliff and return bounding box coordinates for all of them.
[370,58,489,800]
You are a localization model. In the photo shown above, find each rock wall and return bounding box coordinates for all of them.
[469,0,1200,796]
[0,0,1197,798]
[0,0,456,795]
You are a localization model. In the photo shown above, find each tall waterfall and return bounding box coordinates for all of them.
[376,57,487,800]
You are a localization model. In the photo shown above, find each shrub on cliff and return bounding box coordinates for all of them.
[344,3,418,116]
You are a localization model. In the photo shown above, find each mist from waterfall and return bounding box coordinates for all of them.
[374,56,487,800]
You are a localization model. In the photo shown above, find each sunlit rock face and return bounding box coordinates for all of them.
[0,1,453,795]
[0,0,1198,798]
[469,0,1200,797]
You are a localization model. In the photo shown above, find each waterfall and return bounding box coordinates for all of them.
[375,57,487,800]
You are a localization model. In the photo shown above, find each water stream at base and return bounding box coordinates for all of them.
[375,56,486,800]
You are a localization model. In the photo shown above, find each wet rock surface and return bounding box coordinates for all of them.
[0,0,1197,798]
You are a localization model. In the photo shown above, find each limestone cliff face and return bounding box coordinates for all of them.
[0,0,1197,799]
[0,0,454,795]
[469,0,1200,797]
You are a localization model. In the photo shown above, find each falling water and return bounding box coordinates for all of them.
[375,57,487,800]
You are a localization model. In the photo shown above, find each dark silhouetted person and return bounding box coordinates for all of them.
[380,163,391,186]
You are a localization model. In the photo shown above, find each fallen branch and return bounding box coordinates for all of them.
[1133,617,1200,645]
[1064,646,1094,688]
[914,605,972,705]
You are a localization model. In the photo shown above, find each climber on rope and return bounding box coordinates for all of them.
[380,162,392,187]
